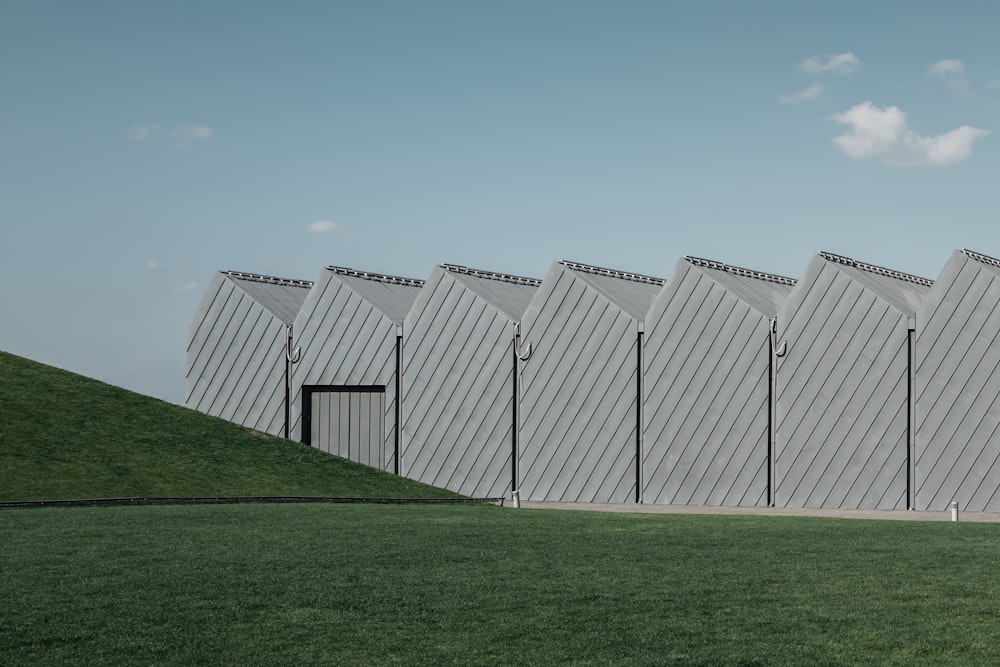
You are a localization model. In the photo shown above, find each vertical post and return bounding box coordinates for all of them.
[284,325,293,440]
[512,321,520,501]
[636,323,644,504]
[395,325,403,476]
[908,327,916,510]
[768,318,785,508]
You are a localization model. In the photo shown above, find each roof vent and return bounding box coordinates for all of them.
[559,260,666,286]
[328,266,425,287]
[685,256,797,286]
[819,252,933,287]
[442,264,541,286]
[222,270,314,288]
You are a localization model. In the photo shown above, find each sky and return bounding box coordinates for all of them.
[3,1,1000,405]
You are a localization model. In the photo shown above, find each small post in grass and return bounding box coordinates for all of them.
[951,501,959,522]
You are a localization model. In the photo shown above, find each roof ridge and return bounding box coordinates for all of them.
[442,263,541,286]
[559,259,666,286]
[685,256,796,286]
[222,270,314,288]
[819,252,933,287]
[961,248,1000,270]
[328,265,425,287]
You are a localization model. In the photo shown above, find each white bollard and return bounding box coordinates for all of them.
[951,500,959,522]
[512,490,520,509]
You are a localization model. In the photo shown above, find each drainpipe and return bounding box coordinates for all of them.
[512,321,532,507]
[283,325,301,440]
[768,318,786,507]
[636,322,644,504]
[907,326,915,509]
[395,325,403,476]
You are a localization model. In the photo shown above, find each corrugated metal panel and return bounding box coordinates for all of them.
[643,257,794,507]
[186,272,296,436]
[309,389,385,465]
[290,268,401,471]
[775,253,922,509]
[916,249,1000,511]
[402,266,539,497]
[519,261,664,503]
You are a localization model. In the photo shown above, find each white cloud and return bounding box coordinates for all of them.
[831,101,989,167]
[800,53,861,75]
[175,281,199,293]
[128,125,161,141]
[927,59,968,91]
[173,125,213,141]
[779,82,825,104]
[307,219,345,234]
[145,260,159,270]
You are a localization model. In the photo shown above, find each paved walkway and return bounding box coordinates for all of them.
[516,500,1000,523]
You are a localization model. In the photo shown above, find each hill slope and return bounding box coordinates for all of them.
[0,351,457,501]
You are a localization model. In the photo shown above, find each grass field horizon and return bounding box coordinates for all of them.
[5,349,1000,665]
[0,350,456,501]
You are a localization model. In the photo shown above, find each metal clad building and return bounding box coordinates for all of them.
[916,249,1000,511]
[401,264,540,497]
[775,252,932,509]
[518,261,665,503]
[289,266,424,471]
[186,271,313,436]
[643,257,796,507]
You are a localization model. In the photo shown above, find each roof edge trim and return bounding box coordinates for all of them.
[819,252,933,287]
[327,265,425,287]
[961,248,1000,270]
[685,256,796,286]
[222,270,314,288]
[442,263,541,286]
[559,259,666,286]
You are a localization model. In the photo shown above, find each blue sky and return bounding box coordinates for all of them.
[3,1,999,404]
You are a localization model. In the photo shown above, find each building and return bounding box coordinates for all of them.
[186,270,313,437]
[401,264,540,497]
[518,260,665,503]
[915,249,1000,511]
[774,252,932,509]
[643,256,796,507]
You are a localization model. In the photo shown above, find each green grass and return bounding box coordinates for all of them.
[0,351,456,500]
[3,503,1000,666]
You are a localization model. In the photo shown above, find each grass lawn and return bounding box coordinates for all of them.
[4,503,1000,666]
[0,351,456,500]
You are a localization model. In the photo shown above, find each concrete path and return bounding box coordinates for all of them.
[516,500,1000,523]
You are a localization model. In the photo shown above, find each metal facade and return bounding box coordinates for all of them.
[915,249,1000,511]
[643,257,795,506]
[401,264,540,497]
[289,266,423,471]
[186,271,312,435]
[775,253,932,509]
[518,261,665,503]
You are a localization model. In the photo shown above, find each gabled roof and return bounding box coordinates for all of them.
[819,252,932,315]
[327,266,424,325]
[684,256,796,317]
[559,260,666,321]
[442,264,541,320]
[223,270,313,325]
[961,248,1000,275]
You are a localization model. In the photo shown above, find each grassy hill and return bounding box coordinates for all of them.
[0,351,457,501]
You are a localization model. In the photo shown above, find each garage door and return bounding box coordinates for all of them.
[303,386,385,468]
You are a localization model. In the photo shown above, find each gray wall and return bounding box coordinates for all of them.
[643,258,793,507]
[401,266,538,497]
[290,268,420,472]
[518,262,663,503]
[916,250,1000,511]
[186,272,311,436]
[775,254,927,509]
